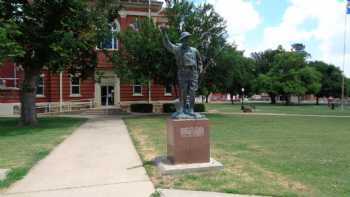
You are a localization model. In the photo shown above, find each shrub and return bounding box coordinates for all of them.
[194,103,206,112]
[163,103,176,113]
[130,104,153,113]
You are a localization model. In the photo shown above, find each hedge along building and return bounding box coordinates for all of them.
[0,0,176,115]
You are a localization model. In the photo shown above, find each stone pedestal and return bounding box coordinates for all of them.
[167,118,210,164]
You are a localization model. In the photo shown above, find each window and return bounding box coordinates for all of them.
[70,77,80,96]
[0,80,5,87]
[164,84,172,96]
[36,75,44,96]
[133,83,142,96]
[99,21,120,50]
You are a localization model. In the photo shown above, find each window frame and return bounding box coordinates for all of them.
[70,76,81,97]
[132,83,143,96]
[164,84,172,96]
[36,74,45,97]
[97,20,120,51]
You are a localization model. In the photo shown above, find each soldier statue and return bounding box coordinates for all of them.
[161,27,205,119]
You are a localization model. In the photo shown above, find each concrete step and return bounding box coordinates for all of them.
[82,108,124,115]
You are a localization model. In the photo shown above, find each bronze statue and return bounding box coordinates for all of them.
[161,27,204,119]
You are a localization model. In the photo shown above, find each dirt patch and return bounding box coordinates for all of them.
[131,127,158,161]
[215,150,313,195]
[263,169,310,193]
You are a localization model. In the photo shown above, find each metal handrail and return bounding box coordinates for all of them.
[34,99,96,114]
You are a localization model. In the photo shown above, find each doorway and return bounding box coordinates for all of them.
[101,86,115,106]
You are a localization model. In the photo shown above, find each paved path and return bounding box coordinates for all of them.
[208,111,350,118]
[1,117,154,197]
[159,189,268,197]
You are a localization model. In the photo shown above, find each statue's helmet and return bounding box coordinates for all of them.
[180,32,192,41]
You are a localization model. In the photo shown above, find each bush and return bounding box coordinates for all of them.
[194,103,206,112]
[163,103,176,113]
[130,104,153,113]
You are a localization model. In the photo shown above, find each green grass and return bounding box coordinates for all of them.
[124,113,350,197]
[207,103,350,116]
[0,117,86,189]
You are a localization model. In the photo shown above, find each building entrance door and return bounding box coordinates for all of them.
[101,86,115,106]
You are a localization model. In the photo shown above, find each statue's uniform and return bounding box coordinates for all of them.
[163,36,203,115]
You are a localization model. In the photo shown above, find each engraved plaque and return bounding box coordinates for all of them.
[180,127,204,138]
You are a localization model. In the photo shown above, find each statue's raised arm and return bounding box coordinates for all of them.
[160,27,177,54]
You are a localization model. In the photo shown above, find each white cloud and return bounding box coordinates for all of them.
[207,0,261,50]
[259,0,350,75]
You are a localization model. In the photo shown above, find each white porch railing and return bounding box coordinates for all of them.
[37,100,96,114]
[0,78,19,88]
[13,99,96,115]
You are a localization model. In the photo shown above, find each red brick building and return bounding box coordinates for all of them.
[0,0,176,115]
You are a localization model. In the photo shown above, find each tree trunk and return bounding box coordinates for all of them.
[316,96,320,105]
[270,94,276,104]
[20,67,39,126]
[205,94,209,103]
[230,94,234,105]
[285,95,291,105]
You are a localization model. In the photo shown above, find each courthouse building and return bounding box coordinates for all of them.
[0,0,177,115]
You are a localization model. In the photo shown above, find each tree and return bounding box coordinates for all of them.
[0,0,116,125]
[309,61,343,104]
[346,78,350,97]
[268,51,321,105]
[252,46,284,104]
[112,19,175,95]
[0,20,24,62]
[215,44,256,104]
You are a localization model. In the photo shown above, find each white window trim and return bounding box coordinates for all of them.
[0,79,6,88]
[70,77,81,97]
[133,84,143,96]
[36,74,45,97]
[97,20,120,51]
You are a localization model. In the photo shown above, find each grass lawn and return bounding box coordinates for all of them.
[0,117,86,189]
[207,103,350,116]
[125,114,350,197]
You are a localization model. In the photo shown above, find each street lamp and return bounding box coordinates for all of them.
[241,88,245,110]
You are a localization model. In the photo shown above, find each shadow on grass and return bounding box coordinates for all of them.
[0,117,86,137]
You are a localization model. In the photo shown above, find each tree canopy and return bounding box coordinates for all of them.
[0,0,117,125]
[309,61,343,103]
[254,47,322,104]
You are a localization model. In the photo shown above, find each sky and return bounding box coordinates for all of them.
[166,0,350,76]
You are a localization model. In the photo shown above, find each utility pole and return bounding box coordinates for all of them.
[341,6,349,111]
[148,0,152,104]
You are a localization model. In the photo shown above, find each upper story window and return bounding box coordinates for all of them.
[70,76,81,96]
[36,75,44,96]
[99,20,120,50]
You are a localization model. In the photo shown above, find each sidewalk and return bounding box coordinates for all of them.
[1,117,154,197]
[208,111,350,118]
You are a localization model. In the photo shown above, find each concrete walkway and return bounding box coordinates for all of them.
[208,111,350,118]
[1,117,154,197]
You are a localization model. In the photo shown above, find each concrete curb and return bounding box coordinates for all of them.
[0,169,10,181]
